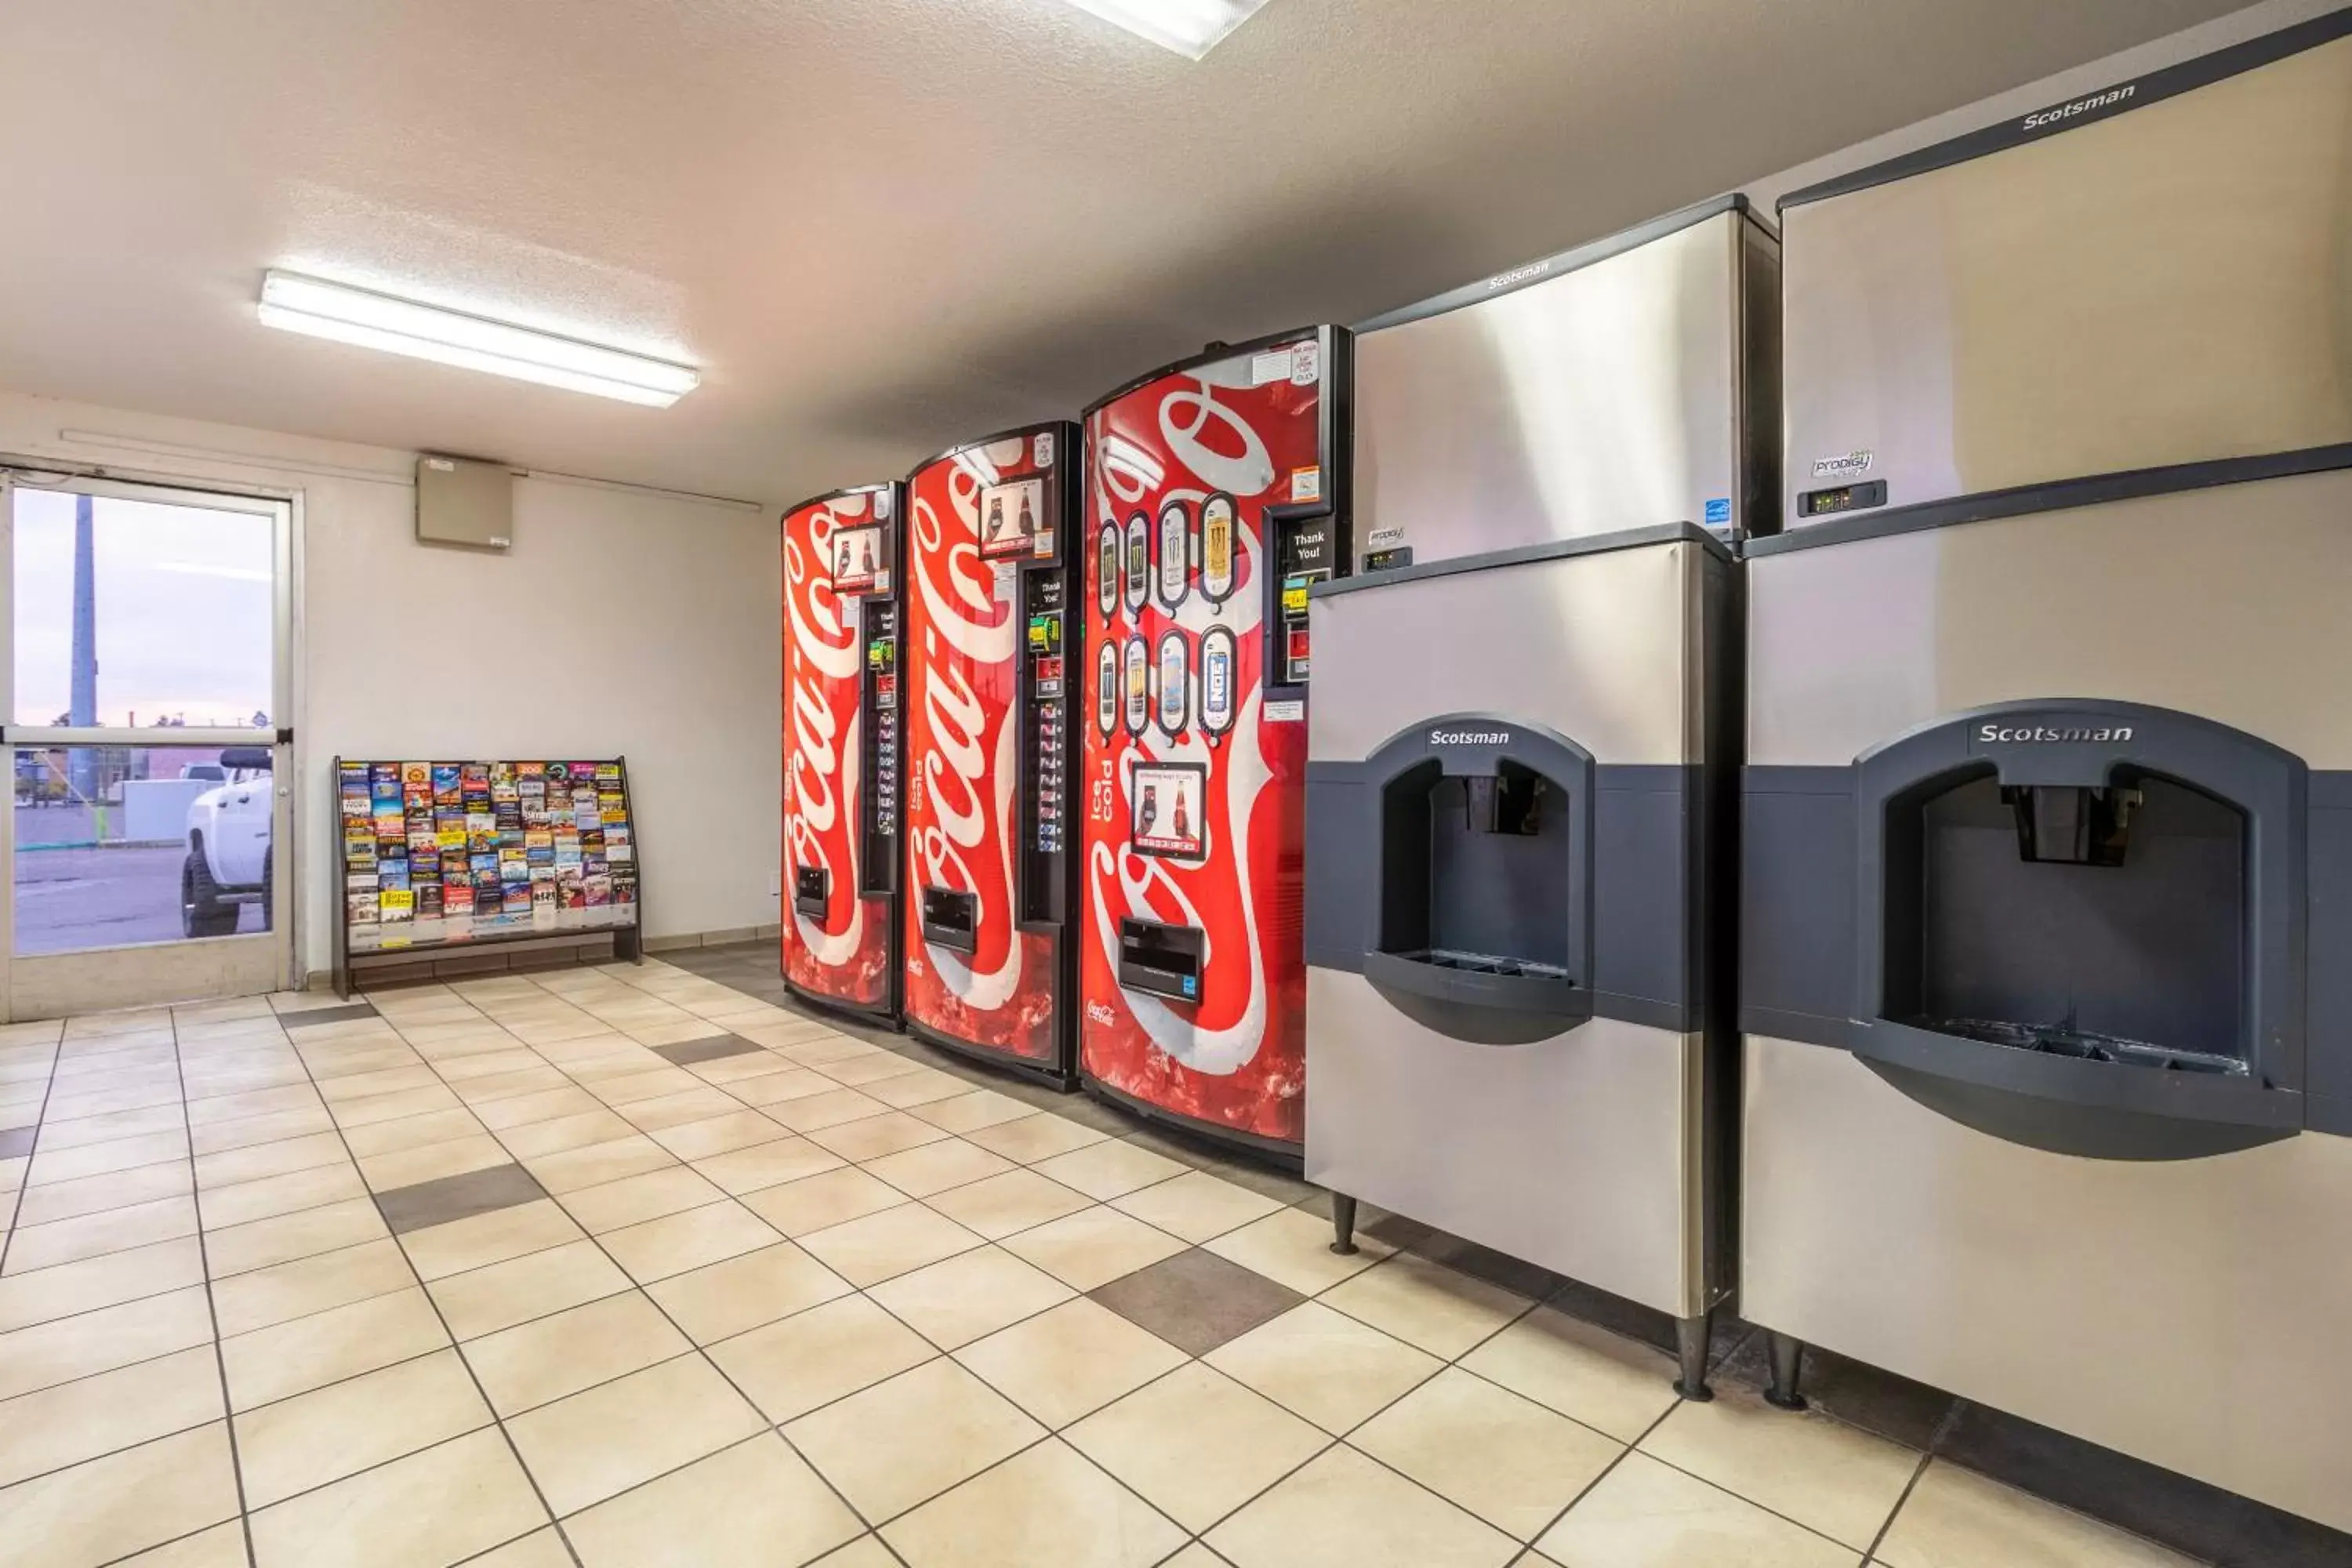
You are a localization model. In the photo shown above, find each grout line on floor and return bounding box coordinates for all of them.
[382,967,899,1560]
[22,960,2100,1568]
[0,1052,60,1279]
[165,1010,263,1568]
[272,1002,590,1568]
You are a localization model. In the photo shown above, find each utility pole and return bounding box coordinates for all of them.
[70,494,96,803]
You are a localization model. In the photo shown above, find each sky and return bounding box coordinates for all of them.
[13,489,274,728]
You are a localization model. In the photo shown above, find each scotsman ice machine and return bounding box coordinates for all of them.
[1741,11,2352,1532]
[1305,198,1777,1396]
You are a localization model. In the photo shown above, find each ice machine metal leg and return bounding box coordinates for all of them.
[1674,1311,1715,1402]
[1766,1332,1808,1410]
[1329,1192,1359,1256]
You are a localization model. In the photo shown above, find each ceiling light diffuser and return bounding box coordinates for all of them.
[1057,0,1273,59]
[257,271,699,408]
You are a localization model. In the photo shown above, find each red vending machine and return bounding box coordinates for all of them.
[899,423,1084,1084]
[1077,328,1350,1158]
[781,482,906,1023]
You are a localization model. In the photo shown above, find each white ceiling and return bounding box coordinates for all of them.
[1,0,2253,506]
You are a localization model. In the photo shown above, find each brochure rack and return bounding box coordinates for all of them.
[332,757,644,996]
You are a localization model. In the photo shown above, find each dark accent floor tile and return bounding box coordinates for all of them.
[373,1162,547,1235]
[1936,1399,2352,1568]
[1544,1275,1684,1359]
[1056,1093,1146,1137]
[282,1002,382,1029]
[691,942,774,962]
[652,1034,763,1067]
[0,1125,35,1160]
[1089,1247,1305,1356]
[1532,1279,1751,1380]
[1410,1231,1564,1301]
[1714,1331,1951,1450]
[888,1035,1070,1114]
[1290,1189,1436,1250]
[1192,1156,1318,1209]
[353,966,441,993]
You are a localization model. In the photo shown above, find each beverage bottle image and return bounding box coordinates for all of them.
[1016,491,1034,536]
[1173,791,1190,844]
[862,539,876,573]
[1161,509,1186,597]
[1204,506,1232,590]
[1139,784,1159,835]
[986,495,1004,543]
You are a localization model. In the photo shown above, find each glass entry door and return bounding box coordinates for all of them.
[0,471,293,1019]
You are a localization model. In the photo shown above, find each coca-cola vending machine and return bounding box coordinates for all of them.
[1078,328,1350,1158]
[781,482,906,1023]
[899,423,1084,1083]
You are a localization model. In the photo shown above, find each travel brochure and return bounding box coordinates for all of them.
[338,757,638,953]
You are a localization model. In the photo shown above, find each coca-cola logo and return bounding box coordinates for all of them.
[784,496,870,962]
[1160,377,1276,499]
[907,452,1022,1009]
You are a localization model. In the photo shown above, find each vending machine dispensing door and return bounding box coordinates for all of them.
[781,482,906,1023]
[1076,327,1351,1158]
[897,422,1085,1086]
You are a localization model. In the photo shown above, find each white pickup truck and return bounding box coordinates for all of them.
[182,746,273,937]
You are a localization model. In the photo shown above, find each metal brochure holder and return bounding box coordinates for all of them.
[331,755,644,998]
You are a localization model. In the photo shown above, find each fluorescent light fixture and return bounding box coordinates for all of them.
[257,270,699,407]
[1057,0,1273,59]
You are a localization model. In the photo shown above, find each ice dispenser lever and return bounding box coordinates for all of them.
[1463,771,1543,836]
[2002,784,2141,866]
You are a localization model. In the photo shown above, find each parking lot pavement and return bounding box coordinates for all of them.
[13,842,265,952]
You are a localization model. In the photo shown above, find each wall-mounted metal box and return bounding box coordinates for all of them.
[416,455,513,550]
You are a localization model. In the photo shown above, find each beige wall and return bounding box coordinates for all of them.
[0,390,782,979]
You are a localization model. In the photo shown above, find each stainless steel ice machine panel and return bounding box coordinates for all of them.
[1780,13,2352,528]
[1351,198,1778,568]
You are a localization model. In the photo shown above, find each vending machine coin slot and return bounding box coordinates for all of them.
[920,886,979,955]
[1118,916,1207,1003]
[793,865,829,920]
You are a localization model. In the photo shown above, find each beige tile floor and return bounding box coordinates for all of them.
[0,960,2216,1567]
